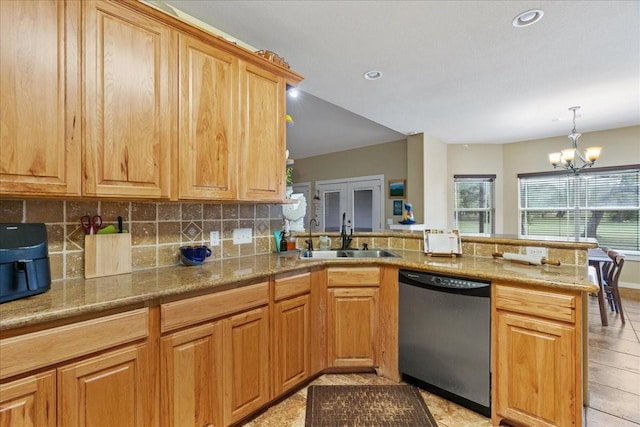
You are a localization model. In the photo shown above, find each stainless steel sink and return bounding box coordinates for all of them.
[298,249,399,259]
[298,250,346,259]
[341,249,400,258]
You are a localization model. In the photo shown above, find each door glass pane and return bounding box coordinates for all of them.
[353,189,373,232]
[324,191,341,232]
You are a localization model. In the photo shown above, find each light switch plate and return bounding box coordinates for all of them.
[210,231,220,246]
[526,246,548,257]
[233,228,252,244]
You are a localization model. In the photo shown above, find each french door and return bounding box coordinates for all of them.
[316,175,383,232]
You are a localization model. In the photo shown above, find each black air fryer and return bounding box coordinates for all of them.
[0,223,51,303]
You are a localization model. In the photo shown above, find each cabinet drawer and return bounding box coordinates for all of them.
[274,272,311,301]
[327,267,379,287]
[494,284,576,323]
[161,282,269,333]
[0,308,148,380]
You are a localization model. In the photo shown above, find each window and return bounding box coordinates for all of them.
[454,175,495,234]
[518,165,640,252]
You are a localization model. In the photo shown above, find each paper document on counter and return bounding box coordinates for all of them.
[424,230,462,255]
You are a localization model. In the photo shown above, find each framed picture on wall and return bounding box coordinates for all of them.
[393,200,403,216]
[389,179,406,199]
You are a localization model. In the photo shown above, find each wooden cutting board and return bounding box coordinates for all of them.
[84,234,132,279]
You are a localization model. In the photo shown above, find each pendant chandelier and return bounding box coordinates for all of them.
[548,106,602,173]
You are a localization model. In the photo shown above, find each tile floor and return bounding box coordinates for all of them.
[585,288,640,426]
[240,289,640,427]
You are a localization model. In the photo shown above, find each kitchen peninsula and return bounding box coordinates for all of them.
[0,234,597,427]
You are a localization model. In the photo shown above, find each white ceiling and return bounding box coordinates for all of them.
[163,0,640,159]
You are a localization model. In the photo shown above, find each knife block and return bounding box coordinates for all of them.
[84,234,132,279]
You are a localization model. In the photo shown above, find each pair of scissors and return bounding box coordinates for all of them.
[81,215,102,234]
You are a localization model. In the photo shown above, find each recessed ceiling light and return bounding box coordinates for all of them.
[363,70,383,80]
[512,9,544,28]
[287,87,299,98]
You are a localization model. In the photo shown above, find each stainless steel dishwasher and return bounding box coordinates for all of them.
[398,269,491,417]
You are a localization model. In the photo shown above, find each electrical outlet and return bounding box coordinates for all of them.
[526,246,548,258]
[210,231,220,246]
[387,218,393,225]
[233,228,252,244]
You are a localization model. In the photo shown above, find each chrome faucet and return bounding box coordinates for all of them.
[340,212,353,250]
[306,218,318,251]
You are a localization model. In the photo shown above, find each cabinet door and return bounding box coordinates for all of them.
[58,344,153,427]
[273,294,310,395]
[238,63,285,201]
[0,370,55,427]
[494,311,576,427]
[178,33,237,200]
[223,306,270,425]
[327,288,379,367]
[0,0,81,196]
[161,322,223,427]
[83,0,174,198]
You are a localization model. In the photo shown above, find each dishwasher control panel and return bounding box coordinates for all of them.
[400,270,490,291]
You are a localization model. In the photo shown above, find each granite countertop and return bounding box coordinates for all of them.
[0,251,598,332]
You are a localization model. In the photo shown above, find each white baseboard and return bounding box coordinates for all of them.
[620,281,640,290]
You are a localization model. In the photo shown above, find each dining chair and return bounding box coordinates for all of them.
[588,247,613,326]
[602,251,626,324]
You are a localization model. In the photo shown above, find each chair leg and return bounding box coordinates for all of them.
[605,287,615,312]
[596,285,608,326]
[612,286,626,324]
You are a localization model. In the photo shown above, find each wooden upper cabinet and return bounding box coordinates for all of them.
[0,0,81,197]
[83,0,175,199]
[178,34,237,200]
[239,63,286,201]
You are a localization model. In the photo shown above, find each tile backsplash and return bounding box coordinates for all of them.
[1,199,286,280]
[1,199,587,281]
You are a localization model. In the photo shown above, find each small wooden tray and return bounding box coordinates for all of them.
[426,252,462,258]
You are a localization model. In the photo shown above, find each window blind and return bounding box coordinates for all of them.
[518,166,640,251]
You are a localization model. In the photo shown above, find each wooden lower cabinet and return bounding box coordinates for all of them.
[0,370,56,427]
[57,343,154,427]
[159,305,271,427]
[327,287,379,367]
[223,306,270,425]
[326,267,380,368]
[273,293,310,395]
[161,322,223,427]
[492,283,582,427]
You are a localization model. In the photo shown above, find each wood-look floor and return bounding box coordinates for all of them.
[241,288,640,427]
